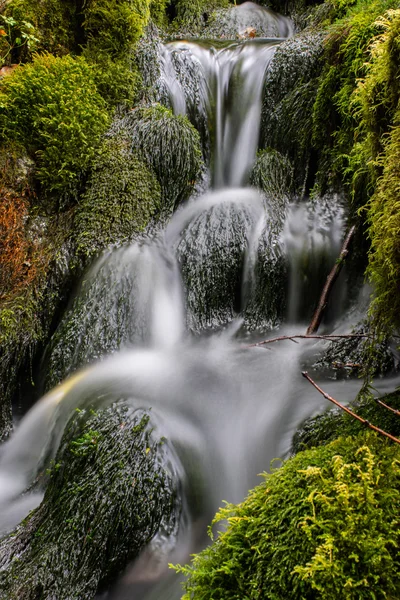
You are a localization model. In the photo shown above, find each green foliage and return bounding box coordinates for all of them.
[3,0,77,57]
[110,104,203,210]
[0,14,39,66]
[150,0,170,28]
[0,53,109,201]
[75,135,161,256]
[175,433,400,599]
[366,120,400,329]
[82,0,151,58]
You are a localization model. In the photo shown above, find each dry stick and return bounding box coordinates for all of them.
[374,397,400,417]
[247,333,369,348]
[301,371,400,445]
[307,225,356,335]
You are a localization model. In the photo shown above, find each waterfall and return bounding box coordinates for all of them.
[0,4,381,600]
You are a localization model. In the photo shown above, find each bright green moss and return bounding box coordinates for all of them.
[75,135,161,256]
[82,0,151,59]
[176,433,400,599]
[0,53,109,201]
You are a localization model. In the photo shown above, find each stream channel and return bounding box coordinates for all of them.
[1,3,400,599]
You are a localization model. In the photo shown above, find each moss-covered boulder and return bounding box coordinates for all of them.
[109,104,203,210]
[75,135,161,257]
[176,432,400,599]
[261,30,325,194]
[292,388,400,453]
[0,53,109,204]
[0,403,179,599]
[171,0,230,36]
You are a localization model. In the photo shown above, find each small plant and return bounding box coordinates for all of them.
[0,14,39,66]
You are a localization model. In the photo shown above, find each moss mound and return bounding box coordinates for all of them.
[109,104,203,210]
[75,135,161,257]
[176,432,400,599]
[0,403,179,599]
[0,53,109,203]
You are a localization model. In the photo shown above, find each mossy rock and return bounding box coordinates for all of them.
[0,403,179,599]
[176,431,400,599]
[171,0,230,36]
[249,149,293,228]
[261,30,325,194]
[75,135,161,257]
[109,104,203,210]
[292,388,400,453]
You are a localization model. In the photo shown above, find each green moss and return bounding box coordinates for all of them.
[75,135,161,257]
[109,104,203,210]
[0,403,179,599]
[293,389,400,453]
[175,432,400,599]
[82,0,151,59]
[0,53,109,202]
[172,0,230,35]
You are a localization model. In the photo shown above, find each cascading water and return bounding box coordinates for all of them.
[1,4,396,600]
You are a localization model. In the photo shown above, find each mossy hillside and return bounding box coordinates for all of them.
[311,5,400,336]
[311,0,400,201]
[0,53,109,204]
[176,432,400,600]
[0,403,179,599]
[75,135,161,257]
[109,104,203,210]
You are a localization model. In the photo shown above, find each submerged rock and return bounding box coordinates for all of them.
[0,403,179,600]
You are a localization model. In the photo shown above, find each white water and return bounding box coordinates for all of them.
[0,4,396,600]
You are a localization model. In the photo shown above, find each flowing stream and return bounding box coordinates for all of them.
[1,3,398,599]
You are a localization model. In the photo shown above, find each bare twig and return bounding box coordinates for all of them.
[307,226,356,335]
[302,371,400,445]
[247,333,369,348]
[374,397,400,417]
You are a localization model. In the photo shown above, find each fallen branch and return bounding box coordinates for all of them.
[374,397,400,417]
[307,225,356,335]
[247,333,369,348]
[301,371,400,445]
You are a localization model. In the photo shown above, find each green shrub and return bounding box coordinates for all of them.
[109,104,203,210]
[0,53,109,201]
[3,0,77,57]
[75,135,161,256]
[176,433,400,599]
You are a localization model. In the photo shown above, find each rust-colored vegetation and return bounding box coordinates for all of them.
[0,193,37,302]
